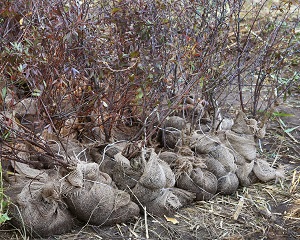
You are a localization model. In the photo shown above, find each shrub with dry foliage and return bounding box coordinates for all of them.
[0,0,299,237]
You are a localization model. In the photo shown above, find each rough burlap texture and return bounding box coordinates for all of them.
[132,182,162,203]
[230,111,252,135]
[209,145,237,173]
[64,161,99,187]
[159,151,178,165]
[162,130,183,149]
[162,112,285,198]
[190,132,239,194]
[143,188,183,216]
[236,160,257,186]
[89,145,119,176]
[63,161,140,225]
[171,187,196,206]
[112,152,144,190]
[12,161,48,180]
[161,116,190,149]
[253,159,285,182]
[190,133,237,173]
[166,154,216,200]
[218,111,257,161]
[6,174,73,237]
[203,156,227,178]
[65,180,139,225]
[217,172,239,195]
[164,116,189,131]
[190,133,220,154]
[190,110,259,191]
[176,168,218,201]
[222,131,257,161]
[131,149,196,216]
[136,149,175,190]
[131,149,175,203]
[201,137,250,193]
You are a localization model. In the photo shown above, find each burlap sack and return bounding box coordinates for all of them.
[209,145,237,173]
[253,159,285,182]
[236,160,256,186]
[223,131,257,161]
[190,133,220,154]
[161,116,190,149]
[131,148,193,216]
[159,158,176,188]
[164,116,189,131]
[191,132,237,172]
[11,161,48,180]
[89,146,118,176]
[162,130,183,149]
[171,187,196,206]
[143,188,182,216]
[62,162,140,226]
[7,178,73,237]
[139,149,175,190]
[176,168,218,201]
[112,152,143,190]
[231,111,252,135]
[159,151,178,165]
[64,161,99,187]
[203,156,228,178]
[173,156,194,176]
[191,168,218,200]
[132,182,162,203]
[177,172,199,193]
[217,172,239,195]
[65,180,139,225]
[201,156,239,195]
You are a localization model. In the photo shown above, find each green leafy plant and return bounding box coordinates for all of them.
[0,163,10,225]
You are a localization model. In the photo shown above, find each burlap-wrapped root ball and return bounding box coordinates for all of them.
[7,178,73,237]
[65,181,139,225]
[218,111,257,161]
[206,158,239,195]
[143,188,195,217]
[177,167,218,201]
[217,172,239,195]
[159,151,178,165]
[63,162,139,226]
[138,150,175,190]
[190,133,236,174]
[132,149,195,216]
[131,149,175,203]
[253,159,285,182]
[89,145,118,176]
[160,116,190,149]
[222,131,257,161]
[190,133,220,154]
[132,182,162,203]
[230,110,253,135]
[191,133,239,195]
[233,156,259,187]
[112,152,144,190]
